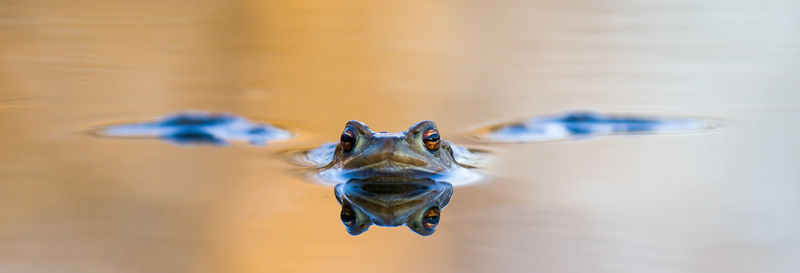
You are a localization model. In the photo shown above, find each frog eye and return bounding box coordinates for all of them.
[422,128,440,151]
[340,204,357,228]
[422,206,440,230]
[340,127,357,152]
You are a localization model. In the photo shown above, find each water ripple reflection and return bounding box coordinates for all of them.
[91,112,294,146]
[474,111,720,143]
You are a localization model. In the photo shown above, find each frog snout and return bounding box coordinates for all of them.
[355,137,428,167]
[375,138,427,166]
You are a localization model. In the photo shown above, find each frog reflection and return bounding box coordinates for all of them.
[334,177,453,236]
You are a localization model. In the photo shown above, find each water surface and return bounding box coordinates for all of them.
[1,1,799,273]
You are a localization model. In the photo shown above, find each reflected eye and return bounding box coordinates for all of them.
[422,206,440,229]
[422,128,440,151]
[341,204,356,228]
[340,127,357,152]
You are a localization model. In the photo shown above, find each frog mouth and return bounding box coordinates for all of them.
[357,160,428,170]
[342,149,430,168]
[341,160,440,179]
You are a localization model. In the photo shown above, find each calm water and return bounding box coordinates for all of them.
[1,1,799,272]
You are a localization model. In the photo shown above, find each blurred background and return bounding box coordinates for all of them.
[1,0,799,272]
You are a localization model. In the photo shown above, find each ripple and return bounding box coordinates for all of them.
[92,111,294,146]
[473,111,720,143]
[292,142,488,187]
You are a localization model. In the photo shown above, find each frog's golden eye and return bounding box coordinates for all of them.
[422,128,440,151]
[340,127,357,152]
[422,206,440,230]
[341,204,357,228]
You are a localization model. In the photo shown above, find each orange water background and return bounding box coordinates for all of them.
[1,1,798,272]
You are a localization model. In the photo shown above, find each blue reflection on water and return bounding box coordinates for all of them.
[481,111,715,142]
[98,112,293,146]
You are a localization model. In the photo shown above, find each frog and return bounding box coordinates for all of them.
[313,120,475,236]
[320,120,462,179]
[334,176,453,236]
